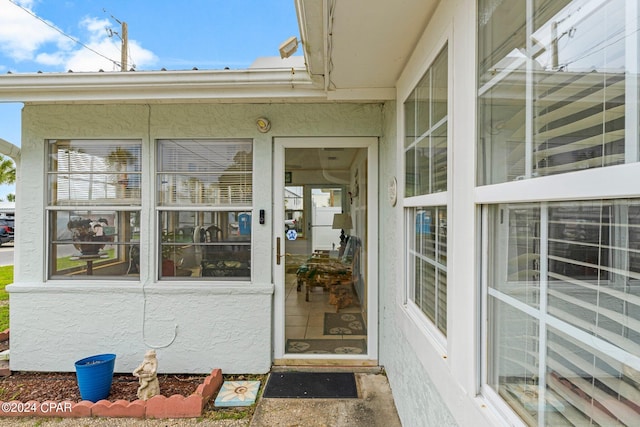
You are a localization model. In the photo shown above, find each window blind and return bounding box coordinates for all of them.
[49,140,141,205]
[157,139,252,207]
[490,199,640,426]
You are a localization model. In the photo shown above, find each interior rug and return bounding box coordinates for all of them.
[263,372,358,398]
[323,312,367,335]
[286,338,366,354]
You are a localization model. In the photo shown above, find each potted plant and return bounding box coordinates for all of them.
[67,217,112,255]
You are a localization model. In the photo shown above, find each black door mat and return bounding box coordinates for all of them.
[263,372,358,398]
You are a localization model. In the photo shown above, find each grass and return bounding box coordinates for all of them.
[0,265,12,330]
[200,374,266,422]
[0,265,11,301]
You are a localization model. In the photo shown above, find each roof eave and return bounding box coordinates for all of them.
[0,68,329,103]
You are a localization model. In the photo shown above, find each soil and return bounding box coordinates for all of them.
[0,371,207,402]
[0,336,209,403]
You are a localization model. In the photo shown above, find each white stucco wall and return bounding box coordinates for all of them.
[10,102,383,374]
[378,1,507,426]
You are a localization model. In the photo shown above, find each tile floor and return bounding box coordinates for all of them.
[284,273,367,347]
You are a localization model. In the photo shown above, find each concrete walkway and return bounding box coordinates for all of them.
[250,372,402,427]
[0,371,401,426]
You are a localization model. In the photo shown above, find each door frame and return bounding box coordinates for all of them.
[273,137,379,363]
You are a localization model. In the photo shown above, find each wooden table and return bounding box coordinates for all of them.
[70,254,108,275]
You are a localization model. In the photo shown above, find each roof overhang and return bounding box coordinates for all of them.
[0,68,324,104]
[0,1,438,105]
[296,0,439,94]
[0,67,394,104]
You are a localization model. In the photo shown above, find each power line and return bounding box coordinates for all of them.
[6,0,122,69]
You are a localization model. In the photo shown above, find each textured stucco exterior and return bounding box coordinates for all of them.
[377,101,457,426]
[9,102,383,374]
[5,0,524,425]
[377,0,503,426]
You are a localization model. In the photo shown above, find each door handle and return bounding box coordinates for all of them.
[276,237,281,265]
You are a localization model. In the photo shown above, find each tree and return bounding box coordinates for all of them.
[0,155,15,185]
[0,155,16,203]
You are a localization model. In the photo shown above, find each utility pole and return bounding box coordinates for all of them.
[120,21,128,71]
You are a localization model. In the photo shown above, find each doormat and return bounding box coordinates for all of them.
[323,312,367,335]
[286,338,366,354]
[263,372,358,398]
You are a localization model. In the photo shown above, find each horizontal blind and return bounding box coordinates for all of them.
[157,139,252,207]
[48,140,141,205]
[493,199,640,425]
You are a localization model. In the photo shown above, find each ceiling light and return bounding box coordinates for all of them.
[279,36,299,59]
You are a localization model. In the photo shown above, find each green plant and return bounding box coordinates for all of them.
[0,265,11,301]
[0,265,12,330]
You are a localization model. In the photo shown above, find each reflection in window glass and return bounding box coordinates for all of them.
[49,210,140,278]
[410,206,447,334]
[487,199,640,426]
[159,210,250,279]
[47,139,142,279]
[157,139,252,207]
[404,45,448,197]
[156,140,253,280]
[48,140,142,205]
[478,0,635,185]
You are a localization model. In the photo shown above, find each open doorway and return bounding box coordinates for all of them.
[274,138,377,364]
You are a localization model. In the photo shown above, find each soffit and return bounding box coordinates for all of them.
[297,0,439,91]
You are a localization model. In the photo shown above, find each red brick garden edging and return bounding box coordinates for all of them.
[0,368,223,419]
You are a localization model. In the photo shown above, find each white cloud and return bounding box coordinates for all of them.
[0,2,157,72]
[64,17,158,71]
[0,0,66,62]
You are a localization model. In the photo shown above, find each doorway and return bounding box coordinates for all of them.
[273,137,378,364]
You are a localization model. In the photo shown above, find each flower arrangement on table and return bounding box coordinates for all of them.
[67,217,113,256]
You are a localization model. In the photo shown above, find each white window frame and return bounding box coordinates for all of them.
[46,139,143,280]
[477,2,640,423]
[154,138,254,282]
[401,40,451,350]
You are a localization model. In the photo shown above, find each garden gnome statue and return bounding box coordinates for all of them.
[132,349,160,400]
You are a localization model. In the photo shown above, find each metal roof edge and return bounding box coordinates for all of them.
[0,67,328,103]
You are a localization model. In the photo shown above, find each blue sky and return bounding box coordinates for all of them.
[0,0,301,200]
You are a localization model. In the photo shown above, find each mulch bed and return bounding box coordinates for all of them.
[0,371,207,402]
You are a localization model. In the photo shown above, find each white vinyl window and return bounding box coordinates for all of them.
[156,139,253,280]
[404,44,449,336]
[47,139,142,278]
[486,200,640,426]
[478,0,638,185]
[478,1,640,425]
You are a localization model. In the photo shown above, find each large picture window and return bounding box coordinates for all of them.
[47,140,142,278]
[486,199,640,426]
[478,0,638,185]
[404,44,448,336]
[156,139,252,280]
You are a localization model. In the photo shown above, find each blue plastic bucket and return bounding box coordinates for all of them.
[74,353,116,402]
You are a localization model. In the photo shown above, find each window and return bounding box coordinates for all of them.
[478,0,637,185]
[408,206,447,334]
[405,45,448,197]
[156,139,252,279]
[486,200,640,426]
[404,44,448,336]
[47,140,141,278]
